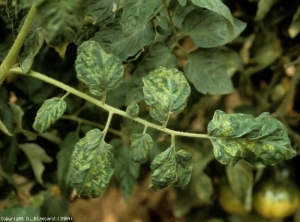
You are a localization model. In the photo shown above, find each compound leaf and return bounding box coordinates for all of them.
[93,21,155,61]
[126,102,139,118]
[142,67,190,123]
[126,42,177,105]
[122,0,160,35]
[174,150,193,187]
[182,8,246,48]
[184,48,234,95]
[37,0,85,47]
[207,110,296,167]
[69,129,114,198]
[19,143,53,184]
[75,40,124,97]
[33,97,67,133]
[129,133,153,163]
[150,147,176,190]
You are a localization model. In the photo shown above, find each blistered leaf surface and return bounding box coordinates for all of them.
[174,150,193,187]
[129,133,153,163]
[75,40,124,97]
[33,97,67,133]
[150,147,193,190]
[69,129,114,198]
[126,102,139,118]
[126,42,177,105]
[184,48,234,95]
[208,110,296,167]
[142,67,190,123]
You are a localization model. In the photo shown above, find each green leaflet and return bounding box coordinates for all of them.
[173,150,193,187]
[150,147,193,190]
[191,0,234,31]
[92,21,155,61]
[142,67,190,123]
[33,97,67,133]
[122,0,160,36]
[126,102,139,118]
[126,42,177,105]
[19,143,53,184]
[150,147,176,190]
[182,8,246,48]
[184,48,235,95]
[37,0,85,46]
[129,133,153,163]
[156,15,172,36]
[75,40,124,97]
[69,129,115,198]
[86,0,116,26]
[207,110,296,167]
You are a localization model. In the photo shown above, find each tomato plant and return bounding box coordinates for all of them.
[0,0,300,221]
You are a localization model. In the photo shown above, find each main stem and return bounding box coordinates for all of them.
[10,67,211,140]
[0,5,37,85]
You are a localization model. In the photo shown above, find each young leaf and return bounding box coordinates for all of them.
[33,97,67,133]
[182,8,246,48]
[69,129,114,198]
[129,133,153,163]
[126,102,139,118]
[122,0,160,35]
[19,143,53,184]
[184,48,234,95]
[92,21,155,60]
[37,0,85,46]
[0,119,12,136]
[173,150,193,187]
[142,67,190,123]
[207,110,296,167]
[150,147,176,190]
[126,42,177,105]
[75,40,124,97]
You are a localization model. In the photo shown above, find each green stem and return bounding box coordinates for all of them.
[102,111,114,137]
[0,5,37,85]
[61,91,70,100]
[10,67,211,140]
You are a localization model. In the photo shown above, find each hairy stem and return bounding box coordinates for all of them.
[10,67,211,140]
[0,5,37,85]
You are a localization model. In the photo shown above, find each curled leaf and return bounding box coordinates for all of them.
[75,40,124,97]
[208,110,296,167]
[33,97,67,133]
[69,129,114,198]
